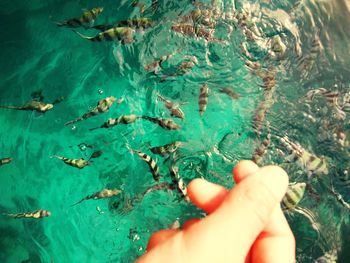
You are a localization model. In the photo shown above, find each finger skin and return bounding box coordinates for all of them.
[138,165,290,263]
[146,229,179,251]
[233,160,259,183]
[251,207,295,263]
[182,218,201,230]
[234,161,295,262]
[187,160,259,214]
[187,179,228,214]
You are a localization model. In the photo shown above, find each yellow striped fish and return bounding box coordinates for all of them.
[92,18,154,31]
[0,101,53,113]
[156,93,185,119]
[89,114,139,131]
[199,83,209,116]
[5,210,51,219]
[281,182,306,211]
[141,116,180,130]
[130,149,160,181]
[0,157,13,166]
[279,136,328,177]
[148,142,182,157]
[72,189,121,206]
[315,249,337,263]
[55,7,104,28]
[74,27,135,44]
[65,96,116,126]
[169,161,190,202]
[52,156,91,169]
[252,132,271,164]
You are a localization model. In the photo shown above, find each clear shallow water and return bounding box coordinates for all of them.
[0,0,350,262]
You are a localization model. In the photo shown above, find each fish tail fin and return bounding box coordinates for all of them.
[71,199,84,207]
[50,155,63,160]
[72,30,92,40]
[89,126,100,131]
[0,105,19,110]
[49,16,65,27]
[64,117,83,126]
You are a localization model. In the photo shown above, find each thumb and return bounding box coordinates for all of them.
[137,165,289,263]
[181,165,289,263]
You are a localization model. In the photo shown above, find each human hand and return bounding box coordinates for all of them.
[136,160,295,263]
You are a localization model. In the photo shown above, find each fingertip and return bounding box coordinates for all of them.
[233,160,259,183]
[146,229,179,251]
[187,178,228,214]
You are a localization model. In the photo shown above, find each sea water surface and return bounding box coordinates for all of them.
[0,0,350,262]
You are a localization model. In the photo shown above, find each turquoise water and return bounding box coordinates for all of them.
[1,0,350,262]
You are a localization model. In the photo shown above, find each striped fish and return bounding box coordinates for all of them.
[298,36,323,73]
[149,141,182,156]
[129,183,176,208]
[141,116,180,130]
[157,93,185,119]
[55,7,104,28]
[330,187,350,210]
[281,182,306,211]
[130,150,160,181]
[90,114,139,131]
[52,155,91,169]
[171,23,214,40]
[199,83,209,116]
[279,136,328,177]
[0,157,13,166]
[0,101,53,113]
[341,93,350,112]
[314,250,337,263]
[169,162,190,202]
[5,209,51,219]
[180,9,216,28]
[252,133,271,164]
[252,101,268,136]
[160,55,198,81]
[74,27,135,44]
[65,96,116,126]
[305,88,340,106]
[282,182,321,233]
[144,49,180,73]
[93,18,153,31]
[219,88,240,100]
[72,188,121,206]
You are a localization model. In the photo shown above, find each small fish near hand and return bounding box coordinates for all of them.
[72,189,121,206]
[130,149,160,181]
[65,96,116,126]
[89,114,140,131]
[148,141,182,156]
[0,101,54,113]
[54,7,104,28]
[199,83,209,116]
[73,27,135,44]
[156,93,185,119]
[51,155,91,169]
[219,88,240,100]
[4,209,51,219]
[281,182,306,211]
[141,116,181,130]
[0,157,13,166]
